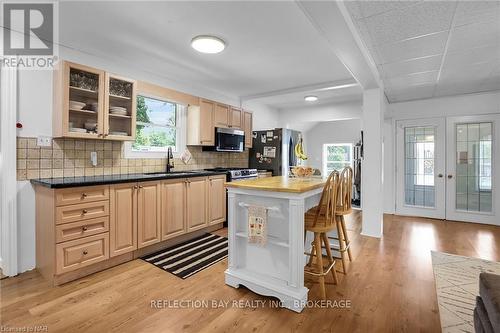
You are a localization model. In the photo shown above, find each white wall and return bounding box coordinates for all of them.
[278,101,362,132]
[242,100,280,131]
[304,119,361,172]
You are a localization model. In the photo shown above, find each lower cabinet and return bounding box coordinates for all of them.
[161,179,186,240]
[186,177,208,232]
[208,175,226,225]
[137,181,161,249]
[34,175,226,285]
[109,183,138,257]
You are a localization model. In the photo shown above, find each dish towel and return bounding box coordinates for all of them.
[247,205,267,246]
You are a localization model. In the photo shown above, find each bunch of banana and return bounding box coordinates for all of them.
[294,138,308,161]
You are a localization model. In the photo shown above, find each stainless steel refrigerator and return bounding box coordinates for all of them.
[248,128,301,176]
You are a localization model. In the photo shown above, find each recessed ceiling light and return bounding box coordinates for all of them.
[191,35,226,54]
[304,95,318,102]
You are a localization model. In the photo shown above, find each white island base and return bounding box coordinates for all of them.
[224,177,325,313]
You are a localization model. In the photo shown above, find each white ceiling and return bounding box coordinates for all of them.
[346,0,500,102]
[58,1,355,104]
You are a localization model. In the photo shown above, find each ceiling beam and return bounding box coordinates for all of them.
[240,78,358,102]
[295,0,382,90]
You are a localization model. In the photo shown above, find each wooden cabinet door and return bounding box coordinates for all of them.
[200,100,215,145]
[208,176,226,225]
[161,179,186,240]
[214,103,229,128]
[137,181,161,248]
[109,183,137,257]
[186,177,208,232]
[243,111,253,148]
[229,107,242,129]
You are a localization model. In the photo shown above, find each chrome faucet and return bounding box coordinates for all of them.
[166,147,174,173]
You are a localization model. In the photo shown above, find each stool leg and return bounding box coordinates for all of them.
[314,233,326,299]
[340,216,353,261]
[336,216,347,274]
[307,240,316,267]
[322,232,338,285]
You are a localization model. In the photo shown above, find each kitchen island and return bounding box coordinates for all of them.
[225,176,326,313]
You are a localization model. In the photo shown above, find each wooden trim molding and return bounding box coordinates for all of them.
[137,81,199,107]
[0,65,18,276]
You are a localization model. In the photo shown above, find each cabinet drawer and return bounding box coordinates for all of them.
[55,201,109,225]
[55,217,109,243]
[56,185,109,206]
[56,233,109,274]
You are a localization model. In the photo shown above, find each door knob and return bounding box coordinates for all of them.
[447,174,453,179]
[437,174,443,178]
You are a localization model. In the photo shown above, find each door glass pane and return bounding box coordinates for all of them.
[404,126,435,207]
[455,122,492,212]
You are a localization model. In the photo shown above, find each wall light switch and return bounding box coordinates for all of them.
[37,136,52,147]
[90,151,98,167]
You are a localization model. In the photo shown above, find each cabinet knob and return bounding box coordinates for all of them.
[447,174,453,179]
[81,193,87,198]
[82,250,88,255]
[82,226,88,231]
[138,185,143,189]
[82,209,88,214]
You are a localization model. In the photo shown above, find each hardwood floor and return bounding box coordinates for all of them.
[2,212,499,332]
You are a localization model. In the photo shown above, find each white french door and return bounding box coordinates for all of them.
[446,115,500,225]
[396,118,446,219]
[396,114,500,226]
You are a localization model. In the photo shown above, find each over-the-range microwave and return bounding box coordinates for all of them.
[214,127,245,152]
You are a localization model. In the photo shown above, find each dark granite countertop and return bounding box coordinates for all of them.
[30,170,227,188]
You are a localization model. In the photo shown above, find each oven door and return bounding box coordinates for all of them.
[215,128,244,152]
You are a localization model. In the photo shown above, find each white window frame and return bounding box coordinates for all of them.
[322,143,353,176]
[124,93,186,159]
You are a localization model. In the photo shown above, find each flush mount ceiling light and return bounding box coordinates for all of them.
[191,35,226,54]
[304,95,318,102]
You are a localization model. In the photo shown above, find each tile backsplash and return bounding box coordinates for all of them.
[16,137,248,181]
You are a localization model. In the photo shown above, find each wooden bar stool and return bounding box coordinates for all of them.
[330,166,353,274]
[304,171,340,299]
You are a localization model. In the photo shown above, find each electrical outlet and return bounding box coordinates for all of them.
[90,151,98,167]
[37,136,52,147]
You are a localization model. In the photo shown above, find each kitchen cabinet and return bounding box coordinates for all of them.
[103,73,137,140]
[243,111,253,148]
[214,103,230,127]
[208,175,226,225]
[33,174,226,285]
[186,177,208,232]
[187,99,215,146]
[137,181,161,249]
[229,107,242,129]
[53,60,137,141]
[160,179,186,240]
[109,183,137,257]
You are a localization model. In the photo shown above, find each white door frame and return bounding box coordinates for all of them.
[445,114,500,226]
[0,63,18,276]
[396,118,446,219]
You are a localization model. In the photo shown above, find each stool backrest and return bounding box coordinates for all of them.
[338,166,353,213]
[312,171,340,227]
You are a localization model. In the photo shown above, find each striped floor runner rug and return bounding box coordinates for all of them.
[141,233,228,279]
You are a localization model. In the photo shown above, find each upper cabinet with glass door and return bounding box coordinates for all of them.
[104,74,137,140]
[53,60,137,141]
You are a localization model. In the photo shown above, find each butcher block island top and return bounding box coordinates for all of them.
[225,176,326,193]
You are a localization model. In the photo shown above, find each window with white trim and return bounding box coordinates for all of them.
[322,143,353,176]
[124,95,186,158]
